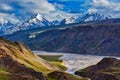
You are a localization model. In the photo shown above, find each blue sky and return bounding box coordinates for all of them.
[0,0,120,24]
[48,0,91,13]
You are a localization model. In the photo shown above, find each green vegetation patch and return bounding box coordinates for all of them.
[38,55,62,62]
[0,74,11,80]
[38,55,67,71]
[0,66,11,80]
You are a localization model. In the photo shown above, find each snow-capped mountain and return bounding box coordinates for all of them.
[29,13,50,25]
[19,13,51,30]
[50,20,61,25]
[0,20,14,34]
[65,17,77,24]
[0,13,113,35]
[2,13,65,35]
[61,13,112,24]
[74,13,112,23]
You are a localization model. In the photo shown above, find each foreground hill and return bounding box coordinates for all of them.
[0,37,60,80]
[0,37,60,72]
[0,37,85,80]
[75,58,120,80]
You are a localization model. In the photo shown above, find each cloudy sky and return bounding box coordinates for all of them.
[0,0,120,24]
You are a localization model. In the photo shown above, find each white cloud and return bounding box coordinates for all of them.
[20,0,55,14]
[0,13,20,24]
[0,0,79,23]
[44,10,81,21]
[53,3,65,10]
[0,4,12,10]
[0,0,56,23]
[19,0,77,21]
[88,0,120,17]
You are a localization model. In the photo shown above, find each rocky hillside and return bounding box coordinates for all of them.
[6,23,120,56]
[4,17,120,56]
[75,58,120,80]
[0,37,59,80]
[0,37,85,80]
[0,37,60,71]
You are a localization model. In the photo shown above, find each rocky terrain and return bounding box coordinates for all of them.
[75,58,120,80]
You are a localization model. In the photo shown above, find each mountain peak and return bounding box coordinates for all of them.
[85,12,112,20]
[28,13,45,24]
[30,13,43,21]
[36,13,43,21]
[77,12,112,22]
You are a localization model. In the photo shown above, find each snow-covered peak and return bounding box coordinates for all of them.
[0,13,114,35]
[2,20,8,24]
[73,13,112,23]
[65,17,76,24]
[83,13,112,22]
[28,13,45,23]
[51,20,60,25]
[36,13,43,21]
[0,19,9,25]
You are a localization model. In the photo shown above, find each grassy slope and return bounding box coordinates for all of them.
[38,55,67,71]
[0,38,86,80]
[0,67,11,80]
[0,38,61,76]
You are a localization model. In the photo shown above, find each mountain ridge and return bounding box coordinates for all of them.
[4,18,120,56]
[0,13,112,35]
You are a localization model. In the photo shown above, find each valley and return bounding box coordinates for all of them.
[0,0,120,80]
[34,51,120,80]
[2,16,120,80]
[0,37,87,80]
[33,51,107,74]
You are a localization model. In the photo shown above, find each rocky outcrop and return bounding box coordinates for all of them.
[75,58,120,80]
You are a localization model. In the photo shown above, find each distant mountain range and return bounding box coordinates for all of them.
[3,12,120,57]
[4,17,120,57]
[0,13,112,35]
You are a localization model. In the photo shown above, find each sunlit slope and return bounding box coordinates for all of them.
[0,38,60,73]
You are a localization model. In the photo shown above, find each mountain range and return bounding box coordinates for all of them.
[0,13,112,35]
[4,17,120,57]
